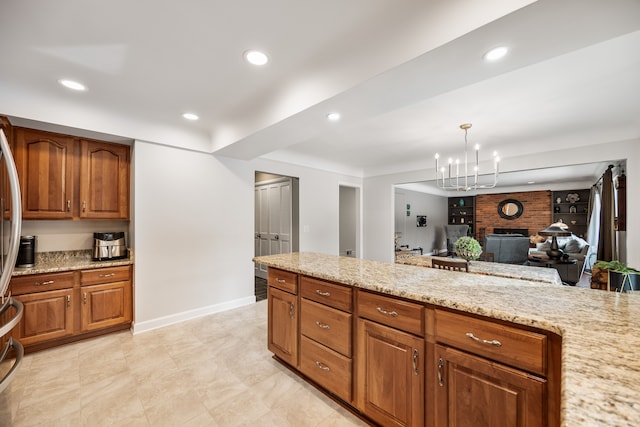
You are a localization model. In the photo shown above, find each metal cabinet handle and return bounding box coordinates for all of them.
[289,302,295,319]
[412,349,419,376]
[67,295,71,308]
[67,200,71,211]
[315,361,330,372]
[376,307,398,317]
[34,280,54,286]
[83,292,87,304]
[438,358,444,387]
[276,278,286,283]
[82,200,87,212]
[99,273,116,278]
[315,289,331,297]
[315,321,330,330]
[466,332,502,347]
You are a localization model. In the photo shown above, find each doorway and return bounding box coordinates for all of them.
[254,172,299,300]
[339,184,361,258]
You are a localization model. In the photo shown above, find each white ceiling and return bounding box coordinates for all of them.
[1,0,639,187]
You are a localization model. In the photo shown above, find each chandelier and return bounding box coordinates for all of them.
[435,123,499,191]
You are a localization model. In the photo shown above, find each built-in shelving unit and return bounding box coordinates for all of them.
[448,196,475,236]
[552,189,590,239]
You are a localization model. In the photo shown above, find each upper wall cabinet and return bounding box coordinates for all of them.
[79,140,130,219]
[14,127,130,220]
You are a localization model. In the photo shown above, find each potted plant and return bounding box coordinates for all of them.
[593,260,640,291]
[455,236,482,261]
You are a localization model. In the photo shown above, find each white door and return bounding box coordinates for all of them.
[255,178,292,279]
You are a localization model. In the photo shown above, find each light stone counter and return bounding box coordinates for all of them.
[254,252,640,427]
[12,249,134,276]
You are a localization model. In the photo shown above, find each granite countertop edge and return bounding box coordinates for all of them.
[254,252,640,427]
[12,249,134,276]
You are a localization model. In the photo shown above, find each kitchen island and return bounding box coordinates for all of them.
[255,252,640,426]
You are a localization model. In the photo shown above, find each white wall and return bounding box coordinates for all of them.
[394,188,448,254]
[339,186,357,257]
[132,143,362,332]
[364,139,640,268]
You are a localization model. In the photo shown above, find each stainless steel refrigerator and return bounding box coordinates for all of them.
[0,128,23,392]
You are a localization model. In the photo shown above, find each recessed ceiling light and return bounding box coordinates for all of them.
[528,181,536,184]
[182,113,199,121]
[484,46,509,61]
[58,79,87,91]
[327,112,341,122]
[244,50,269,66]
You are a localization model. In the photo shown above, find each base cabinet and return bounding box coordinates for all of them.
[434,344,545,427]
[13,288,74,346]
[267,269,299,367]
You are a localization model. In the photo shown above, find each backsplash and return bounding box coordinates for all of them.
[20,220,130,252]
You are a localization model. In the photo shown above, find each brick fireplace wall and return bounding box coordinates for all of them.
[475,190,552,244]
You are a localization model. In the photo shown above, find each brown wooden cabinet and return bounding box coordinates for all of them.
[433,309,550,427]
[267,268,299,367]
[9,265,133,352]
[13,127,130,220]
[79,140,130,219]
[80,266,132,331]
[357,291,425,427]
[15,128,76,219]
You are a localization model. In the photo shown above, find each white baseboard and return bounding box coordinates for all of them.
[132,295,257,335]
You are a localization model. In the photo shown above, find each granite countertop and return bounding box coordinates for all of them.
[12,249,134,276]
[396,254,563,286]
[254,252,640,427]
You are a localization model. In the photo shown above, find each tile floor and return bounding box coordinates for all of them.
[0,301,367,426]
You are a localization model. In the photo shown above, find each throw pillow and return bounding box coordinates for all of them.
[564,236,586,253]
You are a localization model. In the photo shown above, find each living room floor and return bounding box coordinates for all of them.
[0,301,366,426]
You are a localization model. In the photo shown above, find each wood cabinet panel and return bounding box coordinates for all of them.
[300,276,352,312]
[268,268,298,294]
[80,265,131,286]
[13,288,74,346]
[300,336,352,402]
[300,299,351,357]
[15,128,75,219]
[80,281,132,331]
[11,272,75,295]
[357,318,424,427]
[435,344,545,427]
[79,140,130,219]
[358,291,424,336]
[435,309,547,375]
[268,286,298,367]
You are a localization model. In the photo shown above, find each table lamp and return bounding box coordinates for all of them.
[539,223,572,259]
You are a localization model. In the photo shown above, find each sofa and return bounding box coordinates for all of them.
[483,234,531,264]
[528,234,590,283]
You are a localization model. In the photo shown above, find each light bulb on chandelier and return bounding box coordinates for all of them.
[434,123,499,191]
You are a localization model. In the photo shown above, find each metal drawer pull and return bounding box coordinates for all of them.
[437,358,444,387]
[315,289,331,297]
[289,302,295,319]
[83,292,87,304]
[99,273,116,278]
[276,278,286,283]
[315,361,330,372]
[315,321,330,330]
[466,332,502,347]
[34,280,54,286]
[376,307,398,317]
[412,349,419,376]
[67,295,71,308]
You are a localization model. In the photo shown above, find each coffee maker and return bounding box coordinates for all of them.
[92,232,127,261]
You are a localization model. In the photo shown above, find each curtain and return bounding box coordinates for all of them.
[585,185,601,271]
[597,165,616,261]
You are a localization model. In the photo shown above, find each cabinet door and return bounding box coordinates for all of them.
[15,128,75,219]
[356,319,424,427]
[434,344,545,427]
[13,288,74,346]
[81,281,132,331]
[268,286,298,367]
[79,140,130,219]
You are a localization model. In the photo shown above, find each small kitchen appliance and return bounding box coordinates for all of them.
[92,232,127,261]
[16,235,36,268]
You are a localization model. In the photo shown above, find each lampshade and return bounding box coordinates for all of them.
[539,225,572,237]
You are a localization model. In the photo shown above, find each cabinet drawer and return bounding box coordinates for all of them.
[268,268,298,294]
[358,291,424,336]
[435,309,547,375]
[301,299,352,357]
[300,276,352,312]
[81,265,131,285]
[11,272,75,295]
[300,336,352,403]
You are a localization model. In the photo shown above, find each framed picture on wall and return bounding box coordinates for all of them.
[417,215,427,227]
